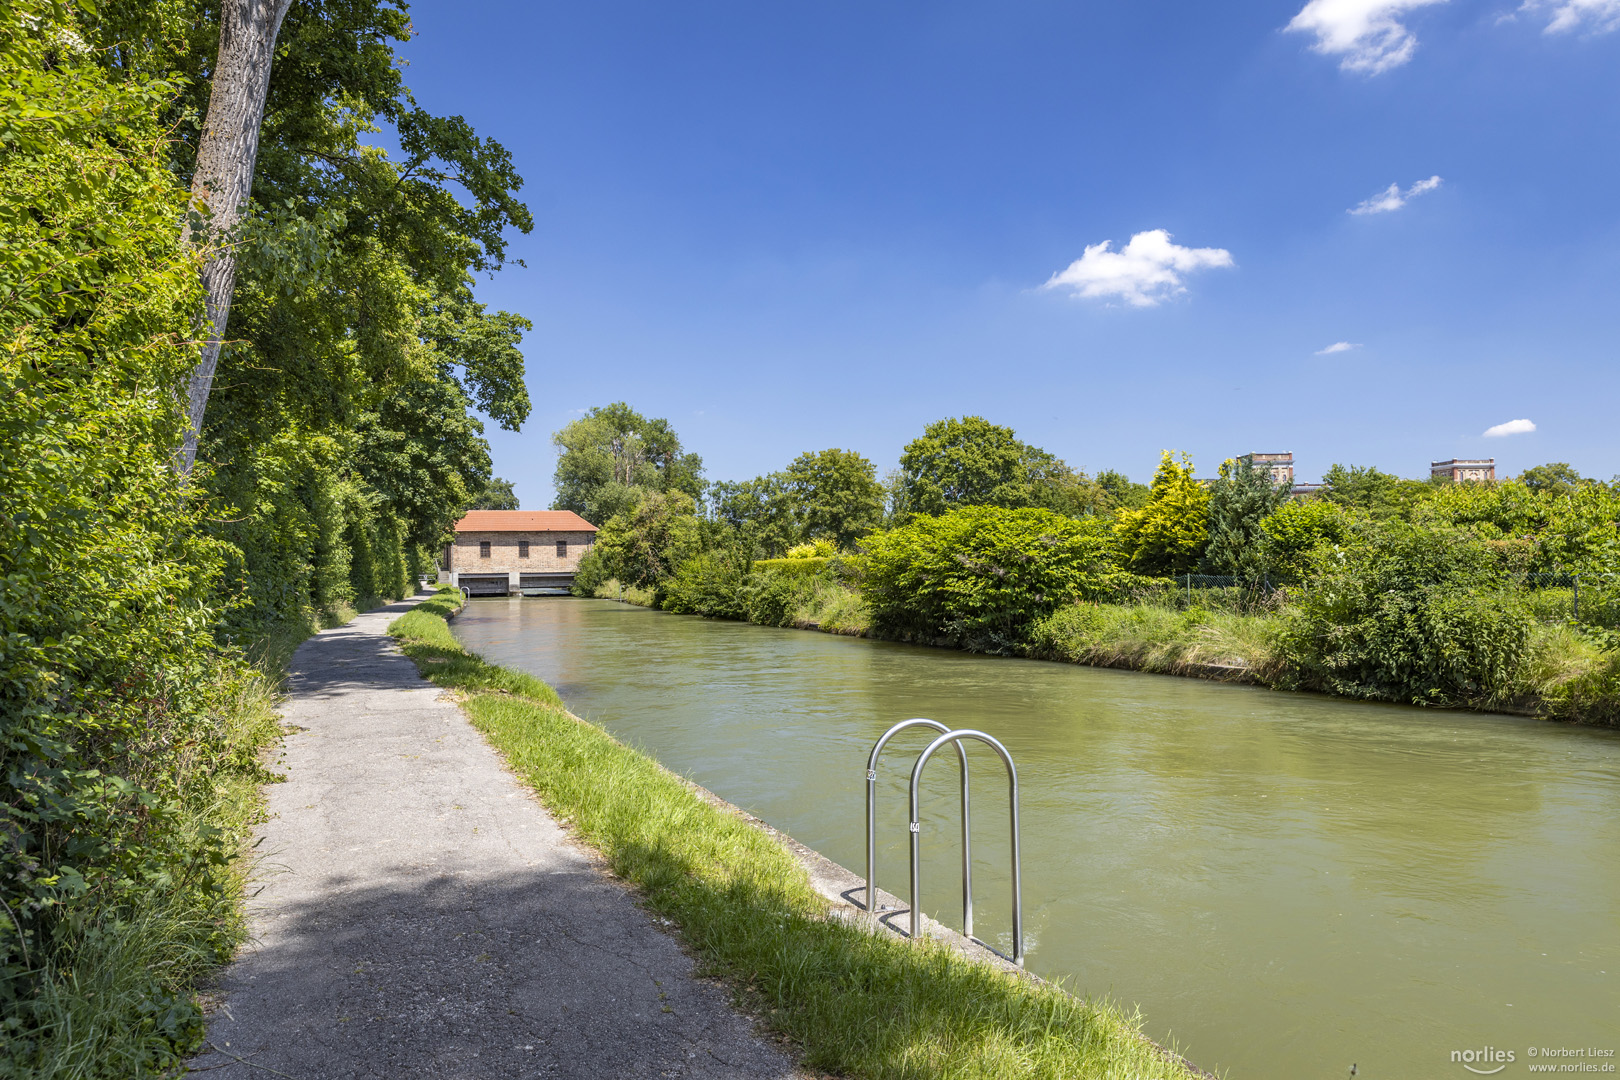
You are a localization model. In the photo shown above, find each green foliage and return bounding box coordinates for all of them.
[1413,480,1620,573]
[863,507,1137,650]
[587,491,702,589]
[0,0,245,1006]
[1257,500,1351,581]
[785,538,837,558]
[551,402,705,526]
[1203,455,1287,579]
[1095,469,1150,510]
[894,416,1100,519]
[1320,463,1433,519]
[1517,462,1586,495]
[1028,602,1281,678]
[472,476,520,510]
[661,552,751,621]
[708,474,798,558]
[1113,452,1211,576]
[1277,523,1534,705]
[783,448,885,549]
[756,556,832,578]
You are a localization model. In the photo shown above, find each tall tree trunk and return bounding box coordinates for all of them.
[179,0,295,474]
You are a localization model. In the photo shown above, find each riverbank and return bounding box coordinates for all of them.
[591,578,1620,726]
[396,587,1203,1080]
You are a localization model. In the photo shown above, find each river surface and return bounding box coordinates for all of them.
[451,597,1620,1079]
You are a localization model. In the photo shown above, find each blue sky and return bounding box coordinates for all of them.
[397,0,1620,507]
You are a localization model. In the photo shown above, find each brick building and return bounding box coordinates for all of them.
[1430,458,1496,483]
[441,510,598,596]
[1249,452,1295,486]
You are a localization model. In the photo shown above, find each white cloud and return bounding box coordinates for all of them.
[1286,0,1449,74]
[1316,341,1361,354]
[1483,418,1537,437]
[1349,174,1442,214]
[1520,0,1620,33]
[1043,230,1234,307]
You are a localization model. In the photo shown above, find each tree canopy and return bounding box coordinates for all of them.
[473,477,521,511]
[783,449,885,550]
[894,416,1101,518]
[552,403,705,526]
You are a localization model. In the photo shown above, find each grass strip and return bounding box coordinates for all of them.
[390,587,1202,1080]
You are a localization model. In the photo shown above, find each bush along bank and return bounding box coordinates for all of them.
[389,588,1202,1080]
[574,499,1620,726]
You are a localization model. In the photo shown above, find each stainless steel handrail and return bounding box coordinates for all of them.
[865,720,971,931]
[908,729,1023,966]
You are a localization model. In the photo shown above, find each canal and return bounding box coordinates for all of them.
[451,597,1620,1078]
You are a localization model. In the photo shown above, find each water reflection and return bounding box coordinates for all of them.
[453,597,1620,1079]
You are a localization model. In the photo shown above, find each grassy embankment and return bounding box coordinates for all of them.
[10,604,372,1080]
[592,577,1620,725]
[592,575,871,636]
[389,587,1202,1080]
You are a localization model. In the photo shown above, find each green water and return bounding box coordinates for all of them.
[451,597,1620,1079]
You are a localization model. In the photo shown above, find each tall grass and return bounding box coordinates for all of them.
[1027,603,1282,681]
[5,662,284,1079]
[390,588,1203,1080]
[792,577,871,636]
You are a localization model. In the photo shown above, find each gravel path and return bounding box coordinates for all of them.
[190,597,802,1079]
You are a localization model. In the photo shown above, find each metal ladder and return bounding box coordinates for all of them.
[864,719,1024,966]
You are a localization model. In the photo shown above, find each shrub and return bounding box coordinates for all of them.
[1257,499,1350,582]
[784,538,837,559]
[751,556,830,579]
[1277,522,1534,705]
[862,506,1140,651]
[662,552,749,620]
[742,569,811,627]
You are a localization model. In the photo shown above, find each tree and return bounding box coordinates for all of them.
[181,0,296,472]
[895,416,1093,518]
[583,491,702,588]
[1518,462,1585,495]
[473,477,519,510]
[1096,469,1150,510]
[1203,455,1287,579]
[1113,451,1211,575]
[552,403,705,525]
[1320,464,1432,519]
[708,474,798,558]
[783,449,885,550]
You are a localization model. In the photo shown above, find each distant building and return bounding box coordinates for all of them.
[1430,458,1495,483]
[441,510,598,596]
[1289,482,1327,499]
[1249,452,1294,486]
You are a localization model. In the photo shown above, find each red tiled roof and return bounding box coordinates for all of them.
[453,510,597,533]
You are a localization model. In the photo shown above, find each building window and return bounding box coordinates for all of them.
[518,540,530,559]
[479,540,491,559]
[556,540,568,558]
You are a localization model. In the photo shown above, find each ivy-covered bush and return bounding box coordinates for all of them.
[1277,522,1534,705]
[862,506,1141,651]
[0,6,262,1049]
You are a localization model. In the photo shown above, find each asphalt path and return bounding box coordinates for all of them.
[189,597,802,1080]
